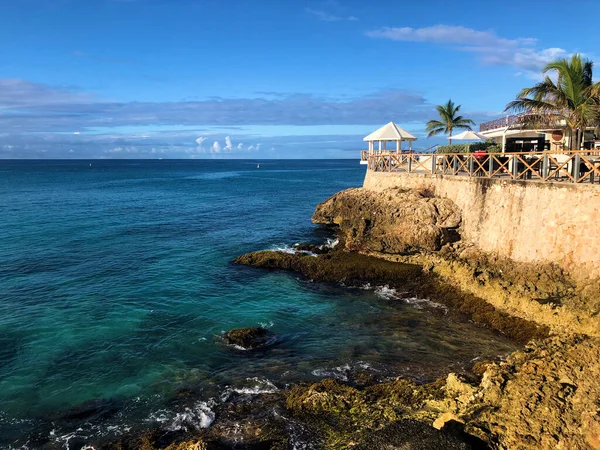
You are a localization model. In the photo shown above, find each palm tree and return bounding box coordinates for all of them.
[505,54,600,150]
[426,99,475,145]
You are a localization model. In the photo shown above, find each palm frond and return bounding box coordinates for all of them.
[427,99,474,139]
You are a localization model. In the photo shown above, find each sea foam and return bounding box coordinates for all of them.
[147,400,215,431]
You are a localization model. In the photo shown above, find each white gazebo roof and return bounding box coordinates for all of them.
[363,122,417,142]
[449,130,487,141]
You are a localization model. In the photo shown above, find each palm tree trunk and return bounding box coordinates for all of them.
[449,130,452,146]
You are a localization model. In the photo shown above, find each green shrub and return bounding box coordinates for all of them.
[436,144,471,154]
[436,141,501,154]
[470,141,502,152]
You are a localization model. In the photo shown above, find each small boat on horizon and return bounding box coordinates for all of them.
[257,163,260,169]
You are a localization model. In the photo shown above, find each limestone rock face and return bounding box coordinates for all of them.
[312,187,461,254]
[437,335,600,450]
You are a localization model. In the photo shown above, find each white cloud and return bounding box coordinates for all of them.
[195,136,207,145]
[211,141,221,153]
[0,78,96,109]
[366,24,568,75]
[237,143,244,150]
[366,25,533,47]
[306,8,357,22]
[224,136,233,151]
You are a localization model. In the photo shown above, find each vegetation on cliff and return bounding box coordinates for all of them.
[506,54,600,150]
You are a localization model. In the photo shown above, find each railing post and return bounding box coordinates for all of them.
[573,154,581,182]
[408,156,412,173]
[542,154,549,179]
[512,155,518,180]
[468,155,474,176]
[452,156,458,174]
[431,155,437,174]
[442,157,447,173]
[488,155,493,177]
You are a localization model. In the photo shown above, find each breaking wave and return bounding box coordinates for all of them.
[372,285,448,312]
[147,400,215,431]
[270,244,317,257]
[220,377,279,401]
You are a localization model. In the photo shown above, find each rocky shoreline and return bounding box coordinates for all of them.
[98,186,599,449]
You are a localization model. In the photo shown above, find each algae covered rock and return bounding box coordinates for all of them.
[352,420,471,450]
[312,187,461,254]
[234,248,423,286]
[223,327,274,349]
[284,377,449,448]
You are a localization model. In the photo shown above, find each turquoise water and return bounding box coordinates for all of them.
[0,160,517,448]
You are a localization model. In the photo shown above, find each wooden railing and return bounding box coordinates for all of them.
[366,150,600,184]
[361,149,399,161]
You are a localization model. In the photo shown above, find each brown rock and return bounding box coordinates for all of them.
[222,327,274,350]
[450,335,600,449]
[312,187,461,254]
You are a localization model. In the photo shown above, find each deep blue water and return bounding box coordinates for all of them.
[0,160,516,448]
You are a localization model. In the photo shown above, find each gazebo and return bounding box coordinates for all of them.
[363,121,417,153]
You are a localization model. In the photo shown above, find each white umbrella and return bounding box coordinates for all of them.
[448,130,486,141]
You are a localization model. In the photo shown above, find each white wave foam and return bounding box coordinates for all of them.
[374,285,400,300]
[220,377,279,401]
[311,364,352,382]
[270,244,317,257]
[371,285,448,312]
[258,320,275,329]
[229,344,251,351]
[147,400,215,431]
[323,237,339,249]
[403,296,448,312]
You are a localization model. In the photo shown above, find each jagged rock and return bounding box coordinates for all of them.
[431,335,600,449]
[312,187,461,254]
[223,327,274,350]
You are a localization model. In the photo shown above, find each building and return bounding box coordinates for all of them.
[479,114,599,152]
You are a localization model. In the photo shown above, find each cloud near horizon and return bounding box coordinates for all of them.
[0,78,499,159]
[366,25,568,74]
[0,79,437,132]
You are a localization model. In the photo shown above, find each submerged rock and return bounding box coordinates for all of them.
[223,327,275,350]
[57,398,120,422]
[312,187,461,254]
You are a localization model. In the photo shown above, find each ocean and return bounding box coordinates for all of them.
[0,159,516,448]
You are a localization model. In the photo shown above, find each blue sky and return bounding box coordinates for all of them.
[1,0,598,159]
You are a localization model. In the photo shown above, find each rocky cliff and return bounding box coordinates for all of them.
[311,187,461,254]
[306,186,600,449]
[313,187,600,337]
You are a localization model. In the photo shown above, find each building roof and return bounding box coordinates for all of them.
[363,121,417,142]
[480,129,544,139]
